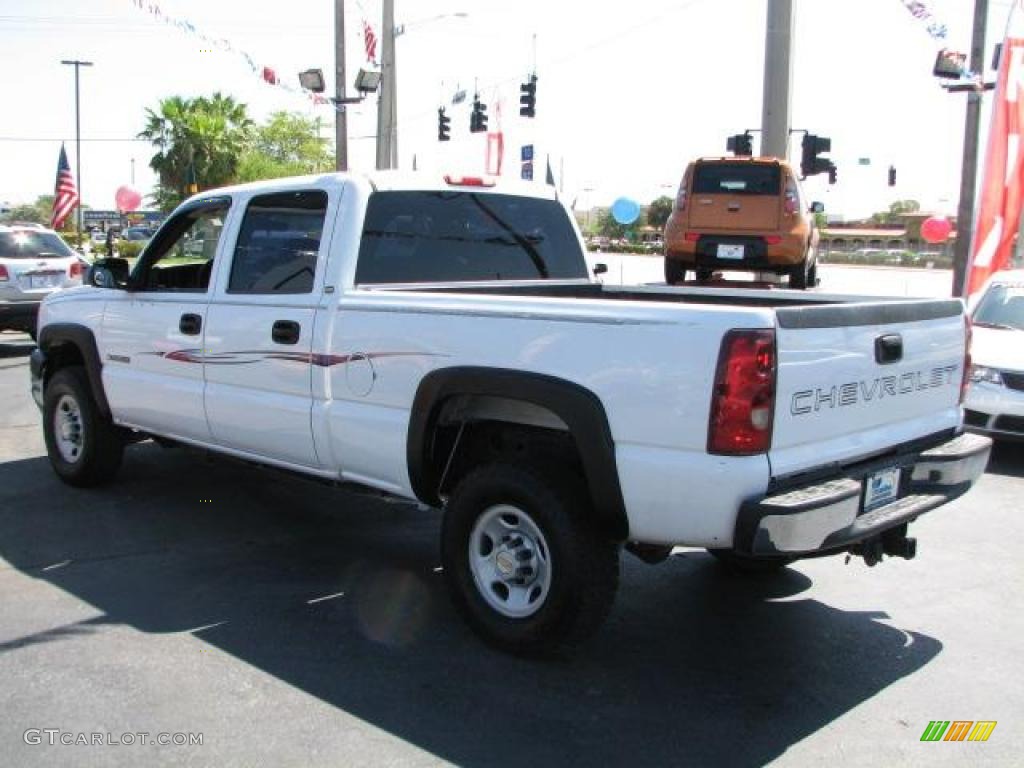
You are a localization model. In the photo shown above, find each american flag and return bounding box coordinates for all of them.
[362,20,377,64]
[51,144,79,230]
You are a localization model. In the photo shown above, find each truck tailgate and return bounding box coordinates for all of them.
[770,299,966,478]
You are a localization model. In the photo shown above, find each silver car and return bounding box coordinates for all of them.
[964,269,1024,442]
[0,224,84,339]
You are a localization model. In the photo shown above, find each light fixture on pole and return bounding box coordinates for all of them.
[61,59,93,237]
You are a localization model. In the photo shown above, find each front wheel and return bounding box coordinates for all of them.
[442,463,619,655]
[43,366,124,487]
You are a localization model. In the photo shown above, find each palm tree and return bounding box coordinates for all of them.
[138,93,253,210]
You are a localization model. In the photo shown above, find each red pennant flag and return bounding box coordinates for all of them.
[968,33,1024,294]
[362,20,378,64]
[262,66,279,85]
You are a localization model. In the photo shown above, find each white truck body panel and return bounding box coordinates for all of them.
[35,171,978,550]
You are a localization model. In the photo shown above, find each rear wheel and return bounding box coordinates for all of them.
[664,257,686,285]
[442,463,619,655]
[43,366,124,487]
[789,253,811,289]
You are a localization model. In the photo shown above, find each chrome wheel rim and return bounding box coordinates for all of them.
[468,504,552,618]
[54,394,84,464]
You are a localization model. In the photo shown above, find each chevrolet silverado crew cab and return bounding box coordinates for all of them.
[30,172,991,655]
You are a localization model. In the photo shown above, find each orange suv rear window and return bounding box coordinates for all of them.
[692,163,781,196]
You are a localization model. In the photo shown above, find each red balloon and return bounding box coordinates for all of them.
[115,185,142,213]
[921,216,952,244]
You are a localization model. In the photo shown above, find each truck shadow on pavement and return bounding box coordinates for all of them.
[0,445,943,767]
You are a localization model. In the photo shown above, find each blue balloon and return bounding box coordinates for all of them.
[611,197,641,225]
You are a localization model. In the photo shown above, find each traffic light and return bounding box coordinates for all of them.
[726,132,753,156]
[800,133,835,180]
[470,98,488,133]
[438,107,451,142]
[519,75,537,118]
[888,165,896,186]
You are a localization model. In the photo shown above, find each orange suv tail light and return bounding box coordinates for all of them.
[708,329,777,455]
[675,181,688,211]
[783,179,799,215]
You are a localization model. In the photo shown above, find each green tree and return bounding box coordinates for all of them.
[870,199,920,226]
[138,93,253,211]
[596,208,629,239]
[237,112,332,182]
[646,196,674,229]
[0,195,53,225]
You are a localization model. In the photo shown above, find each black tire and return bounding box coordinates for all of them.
[789,256,810,289]
[696,267,714,282]
[442,463,619,655]
[664,257,686,285]
[707,549,795,573]
[43,366,124,487]
[808,259,818,287]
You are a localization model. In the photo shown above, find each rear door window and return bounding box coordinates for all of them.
[692,163,781,195]
[355,191,587,284]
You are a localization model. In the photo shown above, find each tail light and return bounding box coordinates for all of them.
[764,235,783,245]
[675,180,688,211]
[783,179,799,215]
[444,175,495,187]
[708,329,776,455]
[69,261,84,279]
[961,314,972,404]
[0,264,8,282]
[683,232,700,242]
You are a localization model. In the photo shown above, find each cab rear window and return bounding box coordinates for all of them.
[356,191,587,284]
[692,164,781,195]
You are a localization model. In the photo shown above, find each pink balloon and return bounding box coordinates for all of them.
[921,216,952,244]
[115,185,142,213]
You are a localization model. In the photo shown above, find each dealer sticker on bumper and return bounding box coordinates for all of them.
[864,467,901,511]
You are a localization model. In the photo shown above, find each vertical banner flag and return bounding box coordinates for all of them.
[362,20,378,64]
[51,144,79,229]
[968,28,1024,294]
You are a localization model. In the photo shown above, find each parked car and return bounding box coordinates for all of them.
[663,156,823,288]
[31,172,989,654]
[0,224,84,338]
[964,269,1024,441]
[121,226,155,244]
[90,229,108,245]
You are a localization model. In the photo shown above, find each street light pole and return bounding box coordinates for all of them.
[376,0,397,169]
[335,0,349,171]
[61,59,93,237]
[952,0,989,297]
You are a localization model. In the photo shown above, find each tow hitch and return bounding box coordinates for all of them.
[849,525,917,566]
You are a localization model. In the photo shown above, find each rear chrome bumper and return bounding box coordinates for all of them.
[734,432,992,556]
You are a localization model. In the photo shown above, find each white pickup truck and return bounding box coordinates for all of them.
[30,172,991,654]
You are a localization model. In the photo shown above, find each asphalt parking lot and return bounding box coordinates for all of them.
[0,329,1020,767]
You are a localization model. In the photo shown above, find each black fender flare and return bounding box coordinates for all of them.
[407,366,628,540]
[37,323,111,418]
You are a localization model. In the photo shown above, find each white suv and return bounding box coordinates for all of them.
[0,224,84,339]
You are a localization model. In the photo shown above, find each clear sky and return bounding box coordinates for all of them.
[0,0,1015,219]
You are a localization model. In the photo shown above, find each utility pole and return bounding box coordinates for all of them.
[376,0,397,169]
[61,59,93,236]
[760,0,794,159]
[952,0,989,297]
[335,0,349,171]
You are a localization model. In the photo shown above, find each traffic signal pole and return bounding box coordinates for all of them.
[760,0,794,160]
[952,0,989,297]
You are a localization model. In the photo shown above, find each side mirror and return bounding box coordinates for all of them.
[810,201,825,214]
[592,262,608,276]
[89,257,131,289]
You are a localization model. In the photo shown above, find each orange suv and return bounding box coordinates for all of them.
[663,157,822,288]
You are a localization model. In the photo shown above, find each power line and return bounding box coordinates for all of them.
[0,137,151,143]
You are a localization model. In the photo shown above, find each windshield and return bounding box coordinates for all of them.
[0,231,75,259]
[973,282,1024,331]
[356,191,587,284]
